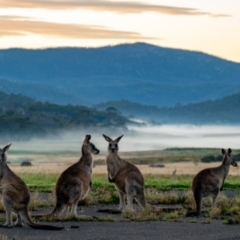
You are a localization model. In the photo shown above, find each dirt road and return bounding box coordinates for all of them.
[1,218,240,240]
[1,201,240,240]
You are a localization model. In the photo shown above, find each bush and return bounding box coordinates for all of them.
[201,155,222,163]
[21,160,32,166]
[201,153,240,163]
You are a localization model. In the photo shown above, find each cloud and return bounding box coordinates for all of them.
[1,0,230,17]
[0,16,154,40]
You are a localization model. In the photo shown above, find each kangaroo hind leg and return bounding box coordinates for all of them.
[2,195,13,228]
[68,202,78,217]
[14,213,23,227]
[125,184,134,211]
[117,190,126,210]
[135,192,146,209]
[194,190,202,216]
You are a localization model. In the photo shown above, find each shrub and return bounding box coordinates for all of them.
[21,160,32,166]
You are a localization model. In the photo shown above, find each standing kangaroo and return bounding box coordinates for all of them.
[187,148,237,217]
[33,134,99,218]
[0,144,64,230]
[103,134,146,211]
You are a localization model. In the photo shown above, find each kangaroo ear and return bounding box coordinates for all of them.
[2,143,12,152]
[222,149,226,155]
[115,134,124,143]
[84,134,91,142]
[227,148,232,155]
[103,134,112,142]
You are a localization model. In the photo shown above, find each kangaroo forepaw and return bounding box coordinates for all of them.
[108,176,115,183]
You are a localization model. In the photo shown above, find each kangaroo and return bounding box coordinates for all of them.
[102,134,146,211]
[33,134,99,218]
[0,144,64,230]
[187,148,237,217]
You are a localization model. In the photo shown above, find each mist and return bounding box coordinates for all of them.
[3,124,240,153]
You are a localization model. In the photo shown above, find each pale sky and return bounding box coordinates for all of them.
[0,0,240,62]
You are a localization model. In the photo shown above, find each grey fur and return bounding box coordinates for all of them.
[188,148,237,217]
[33,134,99,219]
[0,144,63,230]
[103,134,146,211]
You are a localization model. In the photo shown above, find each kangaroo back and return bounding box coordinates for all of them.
[33,135,100,219]
[187,148,237,217]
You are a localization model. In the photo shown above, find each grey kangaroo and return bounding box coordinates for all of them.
[0,144,64,230]
[187,148,237,217]
[103,134,146,211]
[33,134,99,218]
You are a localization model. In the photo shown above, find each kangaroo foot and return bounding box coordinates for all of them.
[1,223,13,228]
[97,208,122,214]
[186,211,200,217]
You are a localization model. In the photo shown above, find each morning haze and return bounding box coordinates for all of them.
[2,2,240,238]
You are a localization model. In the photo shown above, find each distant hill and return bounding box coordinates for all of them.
[0,91,131,140]
[1,43,240,106]
[95,92,240,124]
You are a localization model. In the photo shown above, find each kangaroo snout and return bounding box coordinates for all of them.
[94,149,100,154]
[232,161,238,167]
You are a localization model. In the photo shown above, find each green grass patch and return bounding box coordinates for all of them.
[16,173,240,193]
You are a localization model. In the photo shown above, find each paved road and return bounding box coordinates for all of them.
[1,219,240,240]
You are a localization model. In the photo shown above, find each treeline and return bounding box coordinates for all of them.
[96,92,240,124]
[0,91,131,140]
[201,154,240,162]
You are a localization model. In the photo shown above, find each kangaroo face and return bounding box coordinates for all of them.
[84,135,100,154]
[222,148,238,167]
[108,141,119,153]
[0,144,12,163]
[87,142,100,154]
[103,134,124,153]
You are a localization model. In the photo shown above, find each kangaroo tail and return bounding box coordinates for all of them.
[20,210,64,230]
[31,203,62,218]
[31,211,53,218]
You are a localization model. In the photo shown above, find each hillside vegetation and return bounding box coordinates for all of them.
[96,92,240,124]
[0,91,131,140]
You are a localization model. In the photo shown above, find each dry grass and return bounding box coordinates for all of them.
[8,161,240,176]
[2,148,240,223]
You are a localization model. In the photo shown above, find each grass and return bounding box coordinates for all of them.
[17,173,240,192]
[1,173,240,223]
[2,146,240,223]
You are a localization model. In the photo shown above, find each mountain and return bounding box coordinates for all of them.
[0,91,131,140]
[1,42,240,106]
[95,92,240,124]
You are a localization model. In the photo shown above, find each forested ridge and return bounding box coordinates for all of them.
[96,92,240,124]
[0,91,131,140]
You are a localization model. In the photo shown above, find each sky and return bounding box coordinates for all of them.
[0,0,240,62]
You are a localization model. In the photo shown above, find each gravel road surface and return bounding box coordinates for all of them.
[1,219,240,240]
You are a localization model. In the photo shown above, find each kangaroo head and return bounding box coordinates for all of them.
[83,135,100,154]
[222,148,237,167]
[103,134,124,153]
[0,143,12,163]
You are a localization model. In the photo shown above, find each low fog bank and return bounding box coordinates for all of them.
[3,124,240,153]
